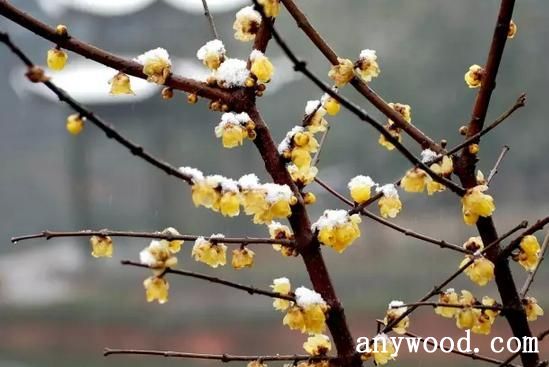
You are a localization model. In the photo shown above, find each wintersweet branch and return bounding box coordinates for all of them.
[104,348,332,362]
[381,220,528,334]
[278,0,441,152]
[121,260,295,301]
[486,146,510,185]
[314,177,468,254]
[519,232,549,298]
[200,0,219,40]
[0,32,193,184]
[251,1,465,196]
[10,230,294,247]
[0,1,235,104]
[391,302,506,312]
[498,217,549,260]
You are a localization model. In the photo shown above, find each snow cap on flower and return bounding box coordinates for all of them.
[263,183,293,204]
[312,209,353,231]
[278,126,305,154]
[197,39,226,69]
[348,175,376,190]
[135,47,171,84]
[179,166,204,183]
[215,58,250,87]
[421,149,439,164]
[377,184,399,198]
[305,100,324,115]
[295,286,326,308]
[239,173,261,190]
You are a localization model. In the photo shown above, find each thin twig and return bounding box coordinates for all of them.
[200,0,219,40]
[104,348,331,361]
[381,220,528,334]
[391,302,505,312]
[312,126,330,166]
[0,32,193,184]
[0,4,233,102]
[313,177,469,254]
[375,322,523,367]
[10,230,294,246]
[251,1,465,196]
[121,260,296,301]
[519,232,549,298]
[487,146,510,185]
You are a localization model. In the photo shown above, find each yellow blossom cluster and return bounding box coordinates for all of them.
[214,112,256,149]
[420,149,455,195]
[135,47,171,84]
[522,297,544,321]
[192,235,227,268]
[378,103,411,151]
[233,6,262,42]
[328,49,380,87]
[179,169,297,223]
[460,237,495,286]
[513,235,541,271]
[139,227,183,304]
[462,185,496,225]
[360,334,397,365]
[273,281,329,334]
[312,209,362,253]
[268,222,298,257]
[376,184,402,219]
[89,235,113,258]
[434,289,500,335]
[278,125,321,188]
[383,301,409,334]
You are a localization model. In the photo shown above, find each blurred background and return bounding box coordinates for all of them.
[0,0,547,366]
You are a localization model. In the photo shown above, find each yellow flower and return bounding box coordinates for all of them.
[462,185,495,225]
[313,210,362,253]
[473,296,500,334]
[508,20,517,39]
[348,175,375,204]
[435,288,459,318]
[140,238,179,274]
[401,168,429,193]
[192,236,227,268]
[383,301,409,335]
[250,50,275,83]
[355,49,380,83]
[161,227,184,253]
[481,296,500,323]
[304,100,328,133]
[514,235,541,271]
[461,255,495,286]
[135,48,171,84]
[361,334,396,365]
[425,155,453,195]
[248,361,267,367]
[143,276,169,304]
[109,72,134,95]
[291,148,312,169]
[328,58,355,87]
[377,184,402,218]
[283,287,328,334]
[388,102,412,124]
[47,48,68,71]
[233,6,262,42]
[465,64,484,88]
[303,334,332,356]
[215,113,252,149]
[258,0,280,17]
[378,127,401,151]
[218,191,241,217]
[321,94,340,116]
[251,183,296,224]
[523,297,544,321]
[271,277,292,311]
[90,235,113,258]
[66,114,84,135]
[456,290,478,330]
[288,164,318,186]
[231,247,255,269]
[268,222,298,257]
[303,192,316,205]
[462,236,484,252]
[196,39,226,70]
[191,181,221,209]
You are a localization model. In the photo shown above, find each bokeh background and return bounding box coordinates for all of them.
[0,0,547,366]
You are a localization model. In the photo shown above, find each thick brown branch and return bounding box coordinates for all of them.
[0,1,235,104]
[11,229,294,247]
[279,0,441,152]
[519,232,549,298]
[104,348,331,362]
[0,32,193,184]
[121,260,295,301]
[314,178,468,254]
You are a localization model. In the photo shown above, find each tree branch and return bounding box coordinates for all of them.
[486,146,510,185]
[11,229,294,247]
[121,260,295,301]
[391,302,505,312]
[498,217,549,260]
[104,348,332,362]
[200,0,219,40]
[519,232,549,298]
[278,0,442,152]
[0,1,236,104]
[498,328,549,367]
